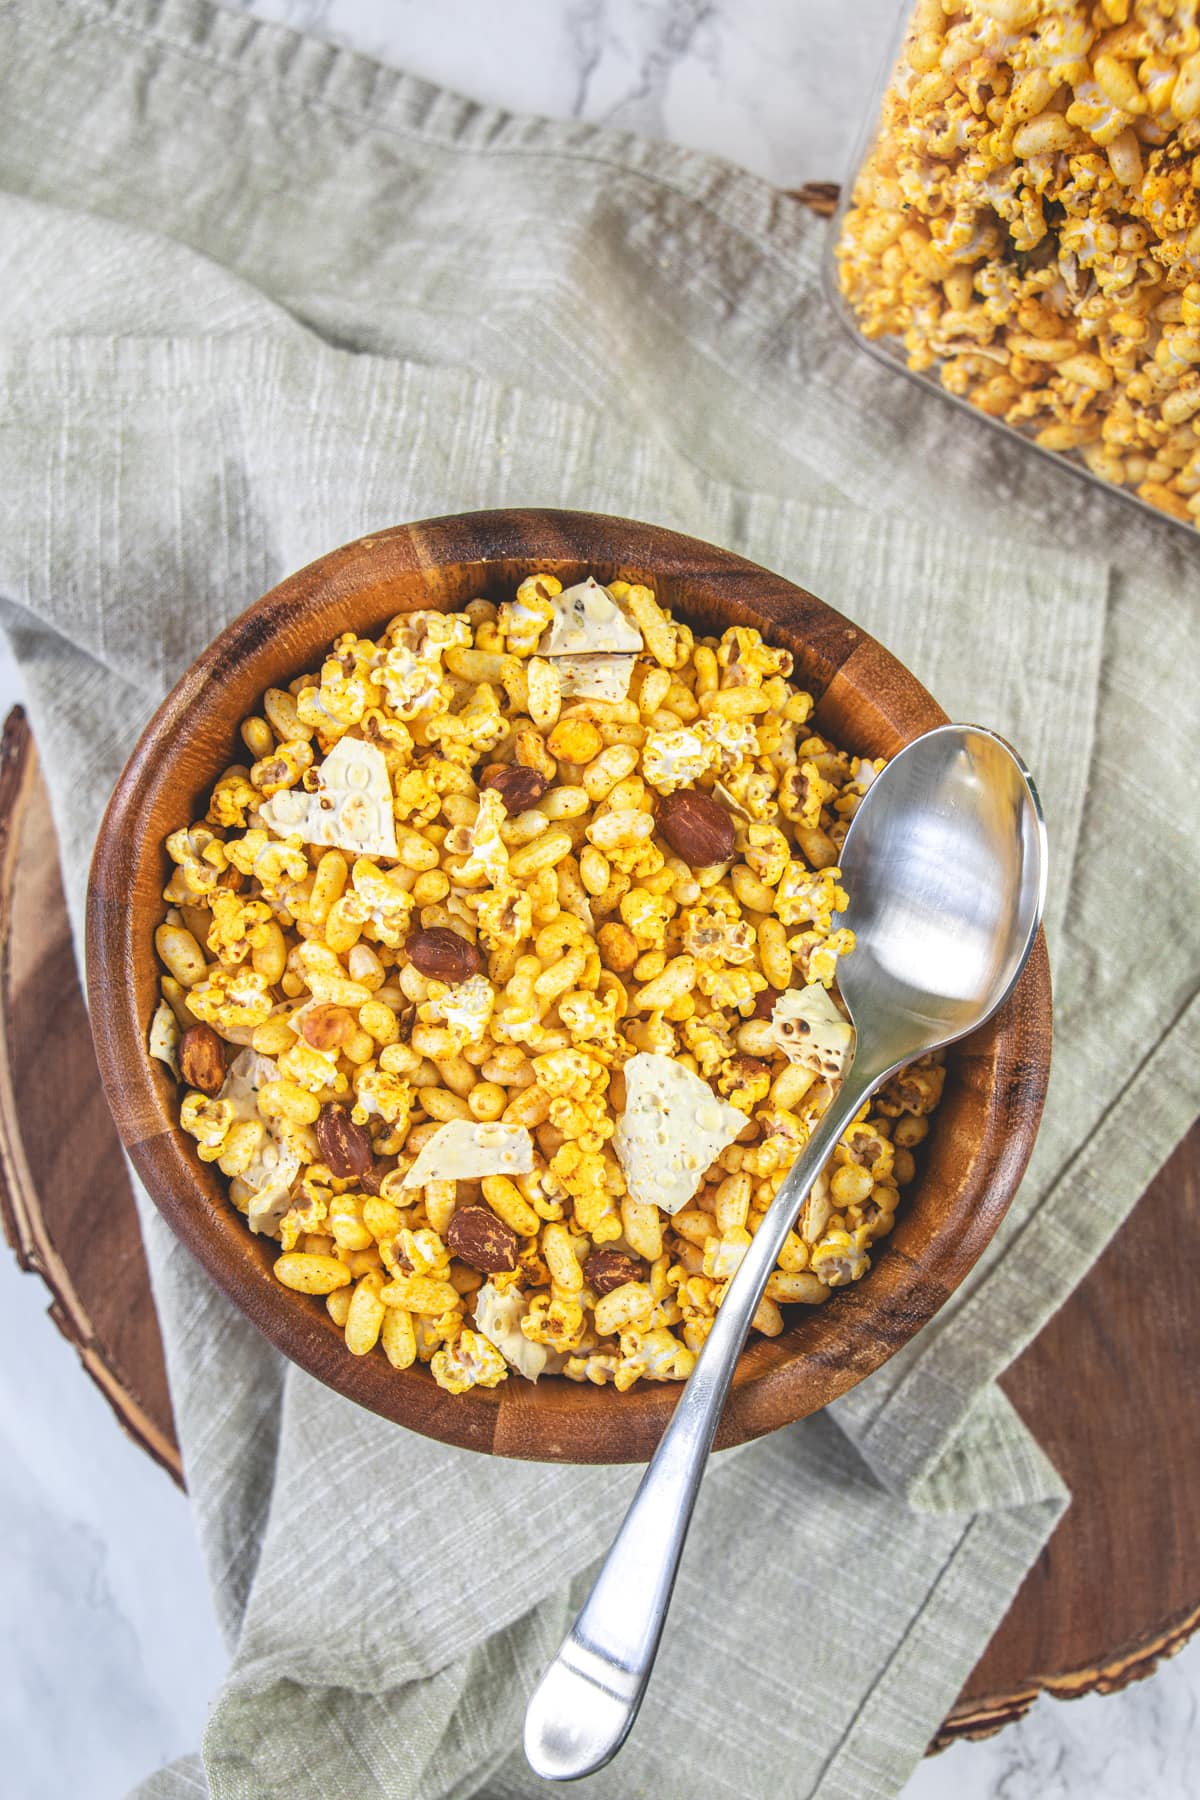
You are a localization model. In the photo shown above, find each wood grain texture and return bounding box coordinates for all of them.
[0,710,181,1484]
[83,509,1051,1463]
[4,712,1195,1742]
[937,1122,1200,1745]
[786,182,841,218]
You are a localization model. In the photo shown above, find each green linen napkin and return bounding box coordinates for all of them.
[0,3,1195,1796]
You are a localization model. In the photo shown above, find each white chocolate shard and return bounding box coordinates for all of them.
[148,999,181,1078]
[770,983,855,1082]
[543,578,643,656]
[473,1281,548,1382]
[456,787,509,887]
[219,1051,303,1235]
[260,736,397,860]
[220,1049,282,1119]
[243,1143,303,1236]
[552,652,638,703]
[402,1119,534,1187]
[612,1051,748,1216]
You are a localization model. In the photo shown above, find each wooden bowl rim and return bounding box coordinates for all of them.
[85,509,1051,1462]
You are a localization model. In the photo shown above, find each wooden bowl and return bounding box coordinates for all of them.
[85,509,1051,1462]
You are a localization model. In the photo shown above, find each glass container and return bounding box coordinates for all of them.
[828,0,1200,532]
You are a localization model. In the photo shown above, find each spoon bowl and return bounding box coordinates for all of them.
[525,721,1048,1782]
[838,725,1047,1079]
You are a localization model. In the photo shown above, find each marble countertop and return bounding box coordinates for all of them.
[2,3,1196,1796]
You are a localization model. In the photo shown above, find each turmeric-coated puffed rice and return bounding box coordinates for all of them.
[151,572,945,1394]
[836,0,1200,526]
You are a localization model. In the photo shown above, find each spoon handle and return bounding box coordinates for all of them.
[523,1066,876,1782]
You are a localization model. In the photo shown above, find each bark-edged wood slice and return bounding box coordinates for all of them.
[936,1120,1200,1746]
[0,709,181,1484]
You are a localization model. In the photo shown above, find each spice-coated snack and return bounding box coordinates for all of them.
[149,573,944,1393]
[836,0,1200,526]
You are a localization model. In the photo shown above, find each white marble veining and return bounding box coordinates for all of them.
[227,0,903,188]
[0,1139,225,1799]
[2,2,1197,1795]
[903,1648,1200,1800]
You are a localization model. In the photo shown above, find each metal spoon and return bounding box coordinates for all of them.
[524,722,1047,1782]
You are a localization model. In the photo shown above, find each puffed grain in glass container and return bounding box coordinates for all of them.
[829,0,1200,531]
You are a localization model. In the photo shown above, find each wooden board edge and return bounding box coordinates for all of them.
[788,181,841,217]
[930,1580,1200,1750]
[0,708,183,1486]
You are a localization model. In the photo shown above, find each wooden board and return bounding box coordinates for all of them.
[0,710,181,1483]
[937,1121,1200,1745]
[2,701,1196,1747]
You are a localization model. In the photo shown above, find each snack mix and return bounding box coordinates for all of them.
[150,574,944,1394]
[835,0,1200,527]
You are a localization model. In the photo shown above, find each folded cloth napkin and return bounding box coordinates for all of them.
[0,2,1196,1795]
